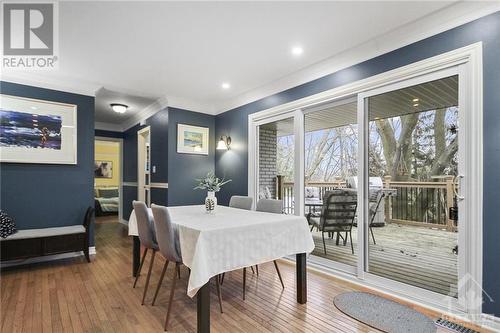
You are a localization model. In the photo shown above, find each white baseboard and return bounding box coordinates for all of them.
[0,246,96,268]
[481,313,500,332]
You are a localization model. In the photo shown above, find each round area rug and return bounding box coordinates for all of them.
[333,292,436,333]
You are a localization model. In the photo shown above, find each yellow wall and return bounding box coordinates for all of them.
[94,140,120,187]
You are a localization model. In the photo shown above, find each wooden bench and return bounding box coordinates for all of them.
[0,207,93,263]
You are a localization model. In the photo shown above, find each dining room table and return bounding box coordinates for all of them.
[128,204,315,333]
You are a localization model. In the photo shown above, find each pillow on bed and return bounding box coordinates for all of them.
[99,188,119,198]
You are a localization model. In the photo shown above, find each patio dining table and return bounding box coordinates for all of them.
[128,205,315,333]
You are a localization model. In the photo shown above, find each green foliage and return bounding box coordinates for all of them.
[194,172,231,192]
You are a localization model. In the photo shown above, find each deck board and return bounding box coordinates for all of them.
[311,223,458,296]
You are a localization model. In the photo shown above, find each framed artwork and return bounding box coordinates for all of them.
[94,160,113,178]
[177,123,209,155]
[0,94,77,164]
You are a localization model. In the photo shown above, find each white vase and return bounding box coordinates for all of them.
[205,191,217,213]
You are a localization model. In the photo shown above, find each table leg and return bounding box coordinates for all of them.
[132,236,140,277]
[197,282,210,333]
[296,253,307,304]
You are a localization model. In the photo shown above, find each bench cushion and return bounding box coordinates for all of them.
[0,225,85,241]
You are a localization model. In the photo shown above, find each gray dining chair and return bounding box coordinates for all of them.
[240,199,285,300]
[228,195,254,276]
[151,204,223,331]
[310,189,358,255]
[229,195,253,210]
[132,201,159,305]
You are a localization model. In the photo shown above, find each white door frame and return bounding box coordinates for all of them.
[247,42,483,315]
[248,111,304,216]
[95,136,124,223]
[137,126,151,206]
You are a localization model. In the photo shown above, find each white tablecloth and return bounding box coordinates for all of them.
[128,205,314,297]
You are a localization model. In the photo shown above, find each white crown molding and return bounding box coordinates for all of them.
[166,95,216,115]
[0,72,101,97]
[3,2,498,122]
[120,95,169,131]
[213,1,500,115]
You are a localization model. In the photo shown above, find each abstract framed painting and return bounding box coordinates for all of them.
[177,123,209,155]
[0,94,77,164]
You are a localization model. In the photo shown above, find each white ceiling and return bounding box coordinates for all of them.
[2,1,498,129]
[95,88,157,124]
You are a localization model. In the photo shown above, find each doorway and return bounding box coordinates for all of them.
[94,137,123,224]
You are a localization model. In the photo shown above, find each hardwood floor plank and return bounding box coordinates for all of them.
[0,220,488,333]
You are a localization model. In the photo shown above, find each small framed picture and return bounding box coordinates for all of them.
[94,160,113,178]
[177,124,209,155]
[0,94,77,164]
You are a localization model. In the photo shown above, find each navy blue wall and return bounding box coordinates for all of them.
[215,12,500,316]
[167,107,215,206]
[0,81,95,246]
[148,109,169,184]
[122,123,144,220]
[121,107,214,217]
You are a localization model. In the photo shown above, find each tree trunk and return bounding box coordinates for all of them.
[430,137,458,176]
[375,119,396,174]
[391,114,419,180]
[434,108,446,158]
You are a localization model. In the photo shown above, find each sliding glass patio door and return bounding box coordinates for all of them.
[303,97,358,273]
[249,46,482,314]
[358,67,467,308]
[252,111,304,216]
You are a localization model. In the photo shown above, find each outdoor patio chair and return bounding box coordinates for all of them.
[368,189,385,244]
[310,189,358,255]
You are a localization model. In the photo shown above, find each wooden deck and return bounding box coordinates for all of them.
[311,223,458,296]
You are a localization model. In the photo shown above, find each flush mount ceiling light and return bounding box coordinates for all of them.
[110,103,128,113]
[217,135,231,150]
[221,82,231,90]
[291,46,304,56]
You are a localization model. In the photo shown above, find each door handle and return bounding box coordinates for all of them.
[454,175,465,201]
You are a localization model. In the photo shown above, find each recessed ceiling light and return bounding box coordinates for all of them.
[413,103,419,107]
[221,82,231,90]
[291,46,304,56]
[412,98,419,102]
[30,106,37,110]
[110,103,128,113]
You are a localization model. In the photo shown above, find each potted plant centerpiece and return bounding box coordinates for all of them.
[194,172,231,213]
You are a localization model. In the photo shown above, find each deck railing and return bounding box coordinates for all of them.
[277,175,457,231]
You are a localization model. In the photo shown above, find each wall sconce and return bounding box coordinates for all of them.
[217,135,231,150]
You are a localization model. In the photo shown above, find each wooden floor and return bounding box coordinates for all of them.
[0,219,481,333]
[311,223,458,296]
